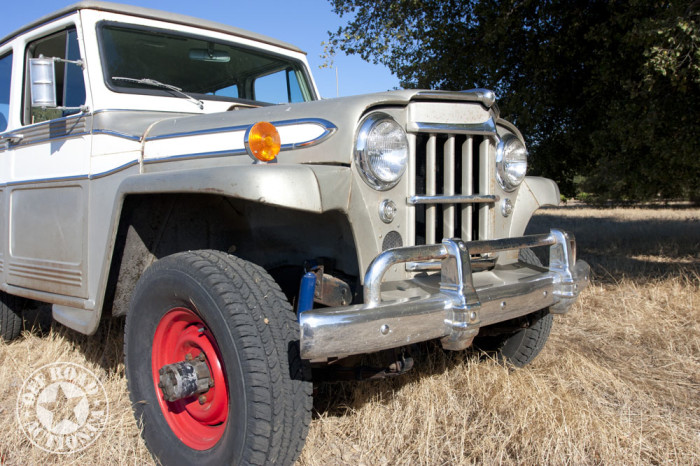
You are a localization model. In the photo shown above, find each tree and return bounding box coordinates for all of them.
[325,0,700,201]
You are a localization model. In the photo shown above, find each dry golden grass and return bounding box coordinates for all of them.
[1,204,698,465]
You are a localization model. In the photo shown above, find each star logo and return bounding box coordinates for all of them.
[36,381,89,435]
[16,362,109,454]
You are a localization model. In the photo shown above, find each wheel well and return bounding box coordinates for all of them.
[105,193,359,316]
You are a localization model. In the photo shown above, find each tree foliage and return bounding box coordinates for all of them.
[326,0,700,201]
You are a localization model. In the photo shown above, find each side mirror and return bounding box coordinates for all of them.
[29,57,58,108]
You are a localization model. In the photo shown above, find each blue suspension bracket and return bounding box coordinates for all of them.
[296,271,317,315]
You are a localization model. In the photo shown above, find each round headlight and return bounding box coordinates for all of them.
[355,113,408,190]
[496,134,528,191]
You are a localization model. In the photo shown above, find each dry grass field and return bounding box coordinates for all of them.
[0,204,698,465]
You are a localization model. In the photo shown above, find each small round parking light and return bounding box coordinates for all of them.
[245,121,281,162]
[379,199,397,223]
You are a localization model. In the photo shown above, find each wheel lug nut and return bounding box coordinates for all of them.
[198,395,207,405]
[198,353,206,361]
[185,353,192,361]
[159,368,165,375]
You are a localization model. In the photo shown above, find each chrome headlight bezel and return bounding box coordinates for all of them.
[496,133,528,192]
[354,113,409,191]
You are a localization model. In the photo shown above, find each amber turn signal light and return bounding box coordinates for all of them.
[245,121,281,162]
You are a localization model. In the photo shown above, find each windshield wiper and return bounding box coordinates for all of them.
[112,76,204,110]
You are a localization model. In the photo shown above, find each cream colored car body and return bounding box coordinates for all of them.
[0,2,585,359]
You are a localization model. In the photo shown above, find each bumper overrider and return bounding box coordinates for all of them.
[299,229,590,361]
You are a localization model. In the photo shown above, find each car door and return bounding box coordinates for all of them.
[0,49,13,284]
[6,27,91,298]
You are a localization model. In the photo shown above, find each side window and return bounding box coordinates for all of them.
[0,52,11,132]
[25,28,85,125]
[254,68,305,104]
[287,70,303,103]
[210,84,239,99]
[64,30,85,109]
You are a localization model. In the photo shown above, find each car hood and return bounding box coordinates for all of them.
[92,89,498,166]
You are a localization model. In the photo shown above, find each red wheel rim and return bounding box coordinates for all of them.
[152,307,229,450]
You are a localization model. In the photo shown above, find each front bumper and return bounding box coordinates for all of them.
[299,229,589,361]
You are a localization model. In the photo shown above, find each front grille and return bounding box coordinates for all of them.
[410,133,495,246]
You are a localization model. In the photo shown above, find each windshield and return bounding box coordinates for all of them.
[98,23,316,105]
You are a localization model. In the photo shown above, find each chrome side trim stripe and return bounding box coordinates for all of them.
[89,160,140,180]
[6,173,90,187]
[10,132,91,148]
[92,129,142,141]
[145,124,249,141]
[278,118,337,149]
[144,136,331,164]
[4,115,337,147]
[2,114,89,148]
[144,117,337,143]
[4,160,140,186]
[2,117,336,185]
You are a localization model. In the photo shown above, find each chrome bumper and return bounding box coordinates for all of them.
[299,229,590,361]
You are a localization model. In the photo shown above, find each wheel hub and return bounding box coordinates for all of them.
[151,307,229,450]
[158,353,214,402]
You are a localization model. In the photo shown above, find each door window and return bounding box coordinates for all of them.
[0,52,11,131]
[25,28,85,124]
[254,68,305,104]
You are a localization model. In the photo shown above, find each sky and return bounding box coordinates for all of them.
[0,0,401,98]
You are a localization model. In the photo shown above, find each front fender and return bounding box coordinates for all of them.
[116,164,351,213]
[508,176,560,237]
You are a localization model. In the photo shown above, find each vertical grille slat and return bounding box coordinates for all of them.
[442,136,455,239]
[478,138,491,241]
[412,131,494,247]
[425,135,437,245]
[461,136,473,241]
[407,133,417,247]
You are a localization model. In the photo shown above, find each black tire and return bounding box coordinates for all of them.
[473,248,553,367]
[0,292,26,341]
[125,250,311,466]
[519,247,544,270]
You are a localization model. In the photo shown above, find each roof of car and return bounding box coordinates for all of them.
[0,1,305,53]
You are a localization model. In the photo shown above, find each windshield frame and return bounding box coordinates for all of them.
[95,21,318,106]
